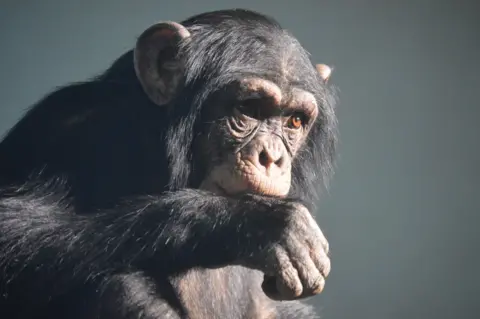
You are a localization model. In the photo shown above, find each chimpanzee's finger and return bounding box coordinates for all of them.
[303,212,329,255]
[310,247,331,279]
[287,237,325,296]
[262,248,302,301]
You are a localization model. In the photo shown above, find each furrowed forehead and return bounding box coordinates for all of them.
[238,77,318,110]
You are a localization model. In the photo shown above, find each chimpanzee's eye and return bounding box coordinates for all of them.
[237,99,261,118]
[286,112,307,129]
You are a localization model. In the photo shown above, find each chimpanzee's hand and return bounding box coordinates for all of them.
[242,202,331,301]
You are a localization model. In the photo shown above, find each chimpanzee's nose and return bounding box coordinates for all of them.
[255,141,287,175]
[258,149,283,169]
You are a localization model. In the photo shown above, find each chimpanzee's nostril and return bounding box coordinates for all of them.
[259,150,270,168]
[275,156,284,167]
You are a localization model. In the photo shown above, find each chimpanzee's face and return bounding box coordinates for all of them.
[197,77,319,197]
[132,19,331,197]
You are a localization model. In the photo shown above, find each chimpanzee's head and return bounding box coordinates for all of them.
[133,9,337,200]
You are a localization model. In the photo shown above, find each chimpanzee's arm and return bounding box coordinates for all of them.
[0,186,288,307]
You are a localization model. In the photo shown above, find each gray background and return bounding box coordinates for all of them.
[1,1,479,318]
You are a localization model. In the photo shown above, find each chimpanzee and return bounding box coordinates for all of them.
[0,9,337,319]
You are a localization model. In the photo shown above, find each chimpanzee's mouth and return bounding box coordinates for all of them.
[201,162,291,198]
[216,171,290,198]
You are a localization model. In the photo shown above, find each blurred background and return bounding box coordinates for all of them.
[1,1,479,318]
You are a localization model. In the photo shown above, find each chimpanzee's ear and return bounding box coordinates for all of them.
[316,64,332,83]
[134,21,191,106]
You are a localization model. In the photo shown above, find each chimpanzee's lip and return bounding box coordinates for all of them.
[216,177,288,198]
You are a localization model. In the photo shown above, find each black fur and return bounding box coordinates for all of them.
[0,9,336,318]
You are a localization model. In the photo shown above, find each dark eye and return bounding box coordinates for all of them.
[237,99,261,118]
[286,112,307,129]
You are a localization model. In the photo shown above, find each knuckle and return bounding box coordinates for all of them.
[275,249,291,269]
[321,255,331,278]
[316,234,329,260]
[315,229,328,250]
[309,222,327,250]
[309,243,331,277]
[324,239,330,255]
[305,225,324,251]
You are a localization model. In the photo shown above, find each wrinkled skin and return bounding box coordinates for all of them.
[199,78,319,198]
[246,201,331,300]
